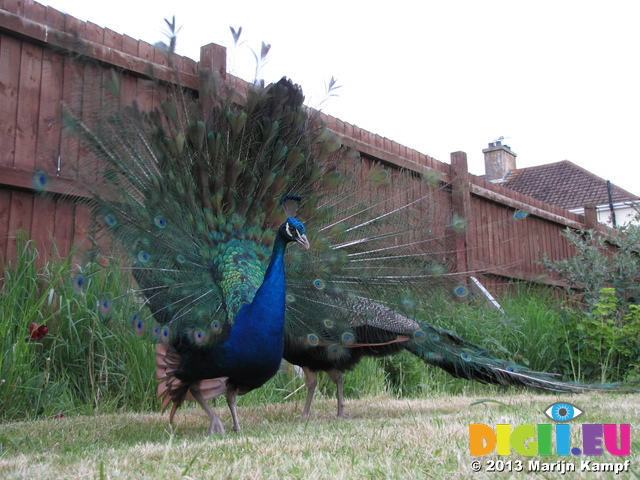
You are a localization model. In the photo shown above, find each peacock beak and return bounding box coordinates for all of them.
[296,234,310,250]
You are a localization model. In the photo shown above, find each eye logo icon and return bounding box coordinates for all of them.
[544,402,583,422]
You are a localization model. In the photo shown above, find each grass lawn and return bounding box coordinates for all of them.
[1,392,638,479]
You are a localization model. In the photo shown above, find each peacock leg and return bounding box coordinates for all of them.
[301,367,317,417]
[327,369,347,418]
[190,384,225,436]
[226,386,241,432]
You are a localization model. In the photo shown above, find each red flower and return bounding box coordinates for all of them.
[26,323,48,342]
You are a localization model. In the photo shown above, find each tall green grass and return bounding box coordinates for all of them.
[0,235,156,420]
[0,236,599,422]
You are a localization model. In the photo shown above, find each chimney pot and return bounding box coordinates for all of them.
[482,143,517,182]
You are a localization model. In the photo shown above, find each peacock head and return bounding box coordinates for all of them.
[279,195,310,249]
[280,218,310,249]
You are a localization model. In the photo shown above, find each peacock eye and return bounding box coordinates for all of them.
[154,215,167,228]
[72,274,85,293]
[104,214,117,227]
[544,403,583,422]
[513,209,530,220]
[453,285,468,298]
[33,170,49,190]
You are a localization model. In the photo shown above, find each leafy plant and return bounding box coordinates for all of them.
[541,219,640,382]
[561,288,640,382]
[542,223,640,310]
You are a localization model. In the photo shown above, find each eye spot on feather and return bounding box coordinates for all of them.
[306,334,319,346]
[175,254,186,264]
[154,215,167,228]
[72,274,85,293]
[131,314,145,336]
[104,214,117,227]
[460,353,472,361]
[453,285,469,298]
[160,327,170,344]
[426,262,446,276]
[192,329,210,345]
[313,279,325,290]
[400,298,415,310]
[151,325,164,341]
[326,344,344,360]
[450,214,467,233]
[322,319,334,329]
[211,321,222,334]
[512,209,529,220]
[137,251,150,263]
[286,294,295,304]
[341,332,355,345]
[33,170,49,191]
[98,298,111,318]
[413,329,426,342]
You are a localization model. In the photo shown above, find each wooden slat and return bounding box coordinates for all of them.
[52,197,74,257]
[0,33,21,168]
[0,188,11,262]
[31,192,57,260]
[13,35,42,171]
[5,190,34,262]
[59,14,84,179]
[35,14,64,177]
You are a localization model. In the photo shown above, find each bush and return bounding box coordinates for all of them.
[541,221,640,382]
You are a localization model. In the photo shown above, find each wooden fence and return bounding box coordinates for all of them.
[0,0,599,294]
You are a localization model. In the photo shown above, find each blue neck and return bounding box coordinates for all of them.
[252,235,287,308]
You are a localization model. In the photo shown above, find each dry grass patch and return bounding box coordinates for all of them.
[0,393,638,479]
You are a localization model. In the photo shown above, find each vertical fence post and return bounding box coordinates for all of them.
[450,152,470,281]
[199,43,227,77]
[198,43,227,125]
[584,203,598,230]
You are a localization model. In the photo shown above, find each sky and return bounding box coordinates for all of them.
[42,0,640,195]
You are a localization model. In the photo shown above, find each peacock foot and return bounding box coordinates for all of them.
[208,417,226,436]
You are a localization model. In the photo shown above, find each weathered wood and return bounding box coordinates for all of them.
[13,34,42,171]
[0,8,199,89]
[0,33,21,168]
[450,151,469,277]
[0,0,617,294]
[469,183,584,229]
[0,188,11,262]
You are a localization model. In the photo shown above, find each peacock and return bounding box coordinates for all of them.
[43,71,356,434]
[40,46,635,435]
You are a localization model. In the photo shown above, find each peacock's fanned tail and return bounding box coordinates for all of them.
[51,71,354,349]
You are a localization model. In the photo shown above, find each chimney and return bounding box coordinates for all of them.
[483,141,517,182]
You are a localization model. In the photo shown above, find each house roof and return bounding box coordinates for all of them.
[500,160,639,210]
